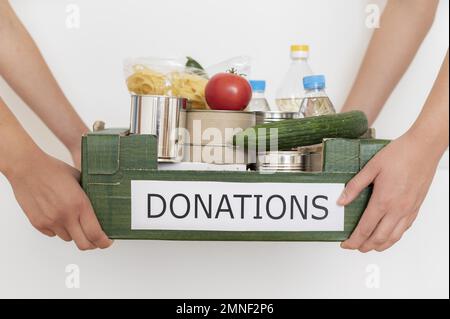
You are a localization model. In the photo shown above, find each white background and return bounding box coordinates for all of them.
[0,0,448,298]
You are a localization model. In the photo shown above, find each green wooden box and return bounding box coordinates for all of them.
[81,129,388,241]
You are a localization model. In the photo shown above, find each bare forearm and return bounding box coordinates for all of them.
[1,97,112,250]
[0,98,43,178]
[0,1,88,153]
[407,52,449,160]
[340,52,448,253]
[342,0,439,124]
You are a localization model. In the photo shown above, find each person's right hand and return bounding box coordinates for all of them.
[4,148,113,250]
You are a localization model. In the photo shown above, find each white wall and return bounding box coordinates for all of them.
[0,0,448,298]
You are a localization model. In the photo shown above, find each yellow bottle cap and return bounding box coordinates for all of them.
[290,45,309,52]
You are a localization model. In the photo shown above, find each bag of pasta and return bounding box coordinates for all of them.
[124,56,251,109]
[124,57,209,109]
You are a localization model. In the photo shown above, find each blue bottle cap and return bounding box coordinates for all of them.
[249,80,266,92]
[303,75,326,90]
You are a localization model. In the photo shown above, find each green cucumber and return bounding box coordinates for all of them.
[233,111,369,150]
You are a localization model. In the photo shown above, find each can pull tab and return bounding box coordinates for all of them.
[92,120,106,132]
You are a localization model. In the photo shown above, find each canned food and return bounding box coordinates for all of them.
[185,109,255,146]
[183,144,248,165]
[256,151,310,172]
[255,111,301,125]
[296,144,323,172]
[129,94,187,162]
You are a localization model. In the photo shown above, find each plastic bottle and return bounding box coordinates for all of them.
[275,45,313,112]
[245,80,270,112]
[299,75,336,117]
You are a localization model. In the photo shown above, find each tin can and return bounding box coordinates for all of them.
[183,144,248,165]
[129,94,187,162]
[256,151,310,172]
[255,111,301,125]
[296,144,323,172]
[185,109,255,146]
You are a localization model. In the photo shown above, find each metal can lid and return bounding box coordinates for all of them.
[295,144,323,154]
[255,111,301,120]
[187,109,255,115]
[258,151,310,167]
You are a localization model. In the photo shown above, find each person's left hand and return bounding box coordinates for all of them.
[337,131,440,252]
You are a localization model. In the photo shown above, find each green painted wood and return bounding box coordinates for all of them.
[86,135,120,175]
[87,128,129,135]
[120,134,158,171]
[322,139,360,173]
[86,170,370,241]
[81,131,386,242]
[323,138,390,173]
[360,139,390,169]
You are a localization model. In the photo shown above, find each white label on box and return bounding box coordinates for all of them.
[131,181,345,232]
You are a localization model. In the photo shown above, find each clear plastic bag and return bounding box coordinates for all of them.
[124,57,208,109]
[124,56,251,109]
[205,56,251,78]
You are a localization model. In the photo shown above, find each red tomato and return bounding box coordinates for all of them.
[205,73,252,111]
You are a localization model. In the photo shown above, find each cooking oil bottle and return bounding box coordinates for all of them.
[300,75,336,117]
[275,45,313,112]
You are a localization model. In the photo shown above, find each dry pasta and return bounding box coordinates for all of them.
[126,65,167,95]
[126,65,208,109]
[170,72,208,109]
